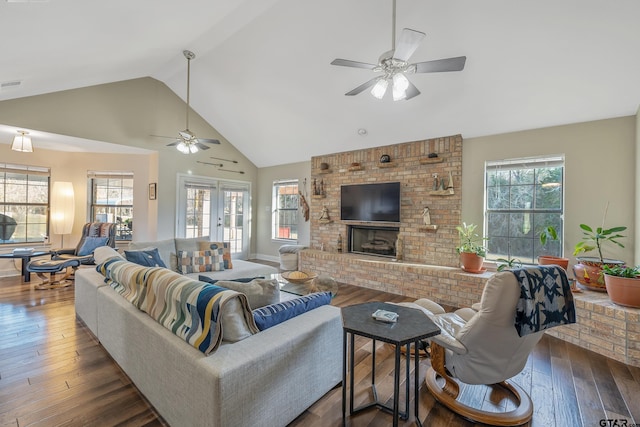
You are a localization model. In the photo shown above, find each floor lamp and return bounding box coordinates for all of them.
[50,182,75,248]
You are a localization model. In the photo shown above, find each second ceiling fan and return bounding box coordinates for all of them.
[331,0,466,101]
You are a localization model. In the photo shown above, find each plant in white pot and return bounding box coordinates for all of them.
[537,226,569,270]
[456,222,487,273]
[573,223,626,291]
[602,265,640,308]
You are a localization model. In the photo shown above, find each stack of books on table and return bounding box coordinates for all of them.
[372,309,399,323]
[12,248,35,255]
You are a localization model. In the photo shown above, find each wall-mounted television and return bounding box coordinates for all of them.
[340,182,401,223]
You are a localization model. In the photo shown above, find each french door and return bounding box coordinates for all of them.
[176,174,250,259]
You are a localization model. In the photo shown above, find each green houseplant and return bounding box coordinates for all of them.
[496,257,522,272]
[602,265,640,308]
[456,222,487,273]
[537,226,569,270]
[572,223,626,291]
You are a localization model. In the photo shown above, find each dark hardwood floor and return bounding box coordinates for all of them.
[1,263,639,427]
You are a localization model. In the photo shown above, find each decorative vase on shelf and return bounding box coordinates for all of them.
[572,256,624,292]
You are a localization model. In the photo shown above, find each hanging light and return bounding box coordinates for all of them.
[392,73,410,101]
[189,144,199,154]
[11,130,33,152]
[370,78,389,99]
[176,141,189,154]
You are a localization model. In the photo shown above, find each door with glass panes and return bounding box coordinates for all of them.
[176,175,249,259]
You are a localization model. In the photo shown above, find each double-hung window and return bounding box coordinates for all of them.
[272,180,299,241]
[485,156,564,263]
[88,171,134,241]
[0,163,49,244]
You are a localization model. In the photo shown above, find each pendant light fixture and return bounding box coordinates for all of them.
[11,130,33,152]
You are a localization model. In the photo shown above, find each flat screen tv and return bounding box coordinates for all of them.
[340,182,401,223]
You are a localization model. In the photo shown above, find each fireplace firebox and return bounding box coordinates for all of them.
[347,225,400,258]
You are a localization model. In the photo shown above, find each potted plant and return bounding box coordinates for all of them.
[537,226,569,270]
[602,265,640,308]
[456,222,487,273]
[572,223,626,291]
[496,257,522,272]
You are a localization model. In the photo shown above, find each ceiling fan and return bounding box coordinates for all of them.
[153,50,220,154]
[331,0,466,101]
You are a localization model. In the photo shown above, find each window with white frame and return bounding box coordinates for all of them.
[485,156,564,264]
[0,163,49,244]
[272,180,299,241]
[88,171,134,241]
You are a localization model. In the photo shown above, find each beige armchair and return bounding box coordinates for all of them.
[403,266,575,425]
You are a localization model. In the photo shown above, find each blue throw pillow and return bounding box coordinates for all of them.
[124,248,167,268]
[252,292,332,331]
[77,237,109,256]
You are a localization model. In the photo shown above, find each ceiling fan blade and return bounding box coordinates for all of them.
[151,134,178,140]
[195,143,211,151]
[393,28,426,62]
[403,80,421,100]
[331,59,377,70]
[166,140,180,147]
[197,138,221,145]
[345,77,380,96]
[414,56,467,73]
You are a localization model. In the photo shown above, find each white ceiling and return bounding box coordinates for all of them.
[1,0,639,167]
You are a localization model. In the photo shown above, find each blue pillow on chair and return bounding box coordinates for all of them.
[124,248,167,268]
[77,237,109,256]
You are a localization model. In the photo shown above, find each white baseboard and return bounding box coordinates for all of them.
[253,253,280,263]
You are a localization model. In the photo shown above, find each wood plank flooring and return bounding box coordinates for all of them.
[1,265,639,427]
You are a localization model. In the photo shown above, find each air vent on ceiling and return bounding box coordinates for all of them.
[1,80,21,89]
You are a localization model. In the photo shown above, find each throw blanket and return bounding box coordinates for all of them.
[512,266,576,337]
[97,258,258,355]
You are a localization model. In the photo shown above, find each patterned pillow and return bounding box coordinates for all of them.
[177,249,224,274]
[199,241,233,269]
[252,292,332,331]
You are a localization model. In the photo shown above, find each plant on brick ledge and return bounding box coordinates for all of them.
[602,264,640,308]
[456,222,487,273]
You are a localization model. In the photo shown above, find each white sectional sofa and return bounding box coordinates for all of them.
[74,242,343,427]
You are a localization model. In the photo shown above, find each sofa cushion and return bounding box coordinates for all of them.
[124,248,167,268]
[253,292,332,331]
[77,236,109,256]
[128,238,176,271]
[213,278,280,309]
[199,241,233,269]
[177,249,224,274]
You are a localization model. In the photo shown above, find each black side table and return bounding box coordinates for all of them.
[0,251,50,282]
[341,301,440,427]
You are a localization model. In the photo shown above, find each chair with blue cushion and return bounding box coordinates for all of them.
[52,222,117,265]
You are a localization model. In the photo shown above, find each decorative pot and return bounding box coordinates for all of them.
[538,255,569,270]
[460,252,484,273]
[604,274,640,308]
[572,256,624,292]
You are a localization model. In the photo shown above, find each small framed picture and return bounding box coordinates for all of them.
[149,183,157,200]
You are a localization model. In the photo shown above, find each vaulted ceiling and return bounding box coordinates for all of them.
[1,0,639,167]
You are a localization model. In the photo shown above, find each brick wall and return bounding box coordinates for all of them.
[309,134,462,267]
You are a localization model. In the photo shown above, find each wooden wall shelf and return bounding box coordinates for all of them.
[312,194,326,199]
[378,162,396,168]
[348,166,364,171]
[419,225,439,232]
[420,157,444,164]
[428,188,455,196]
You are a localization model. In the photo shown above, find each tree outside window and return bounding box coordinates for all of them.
[485,156,564,263]
[0,164,49,244]
[89,172,134,241]
[272,180,299,240]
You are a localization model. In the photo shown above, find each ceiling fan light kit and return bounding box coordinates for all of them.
[331,0,466,101]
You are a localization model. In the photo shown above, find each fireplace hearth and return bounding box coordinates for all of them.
[348,225,399,258]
